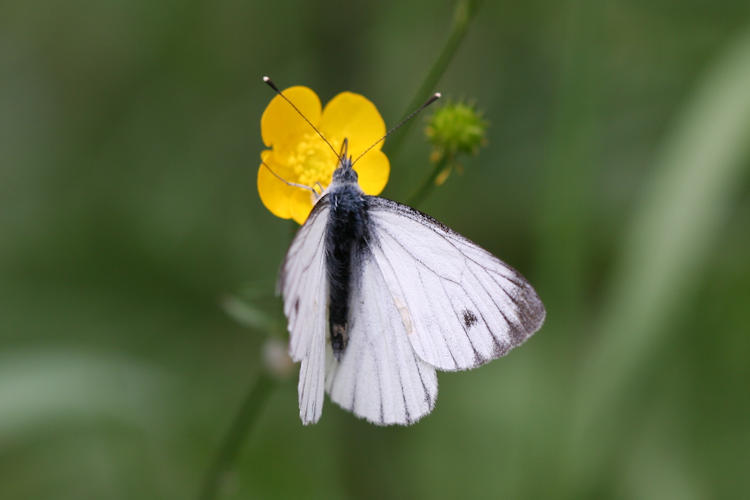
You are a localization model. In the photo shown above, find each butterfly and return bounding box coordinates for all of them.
[268,80,546,425]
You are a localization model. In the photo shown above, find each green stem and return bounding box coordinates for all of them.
[383,0,481,161]
[198,373,276,500]
[408,155,451,207]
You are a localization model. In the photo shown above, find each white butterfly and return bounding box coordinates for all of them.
[278,139,546,426]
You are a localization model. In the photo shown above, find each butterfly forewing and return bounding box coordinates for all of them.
[366,197,546,372]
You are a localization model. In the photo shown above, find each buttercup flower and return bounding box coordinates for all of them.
[258,86,390,224]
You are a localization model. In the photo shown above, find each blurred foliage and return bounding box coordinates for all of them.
[1,1,750,499]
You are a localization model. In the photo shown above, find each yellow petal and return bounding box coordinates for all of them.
[353,149,390,196]
[289,189,317,225]
[257,150,298,219]
[318,92,386,159]
[261,86,322,150]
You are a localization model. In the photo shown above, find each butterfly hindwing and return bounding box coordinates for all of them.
[325,250,438,425]
[366,197,546,372]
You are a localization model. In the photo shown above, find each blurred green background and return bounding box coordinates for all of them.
[2,0,749,498]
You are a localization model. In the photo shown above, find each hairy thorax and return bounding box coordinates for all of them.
[325,178,369,360]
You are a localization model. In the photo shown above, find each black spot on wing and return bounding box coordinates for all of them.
[369,239,461,372]
[462,309,478,328]
[436,275,485,369]
[375,228,488,370]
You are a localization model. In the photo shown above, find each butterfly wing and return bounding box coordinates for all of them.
[325,251,438,425]
[281,194,544,425]
[366,197,546,372]
[278,196,330,425]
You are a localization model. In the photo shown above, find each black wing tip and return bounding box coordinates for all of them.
[518,282,547,335]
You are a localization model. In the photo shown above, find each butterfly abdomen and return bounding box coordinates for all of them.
[325,184,370,360]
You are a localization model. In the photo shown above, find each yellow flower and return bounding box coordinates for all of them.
[258,86,390,224]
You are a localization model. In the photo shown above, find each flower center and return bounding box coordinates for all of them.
[288,133,341,188]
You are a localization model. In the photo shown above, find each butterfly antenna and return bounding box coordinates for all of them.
[352,92,441,166]
[263,76,340,161]
[261,160,321,197]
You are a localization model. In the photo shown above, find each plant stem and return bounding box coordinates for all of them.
[408,155,451,207]
[383,0,481,161]
[198,373,276,500]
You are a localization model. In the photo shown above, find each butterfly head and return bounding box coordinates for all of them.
[331,138,359,186]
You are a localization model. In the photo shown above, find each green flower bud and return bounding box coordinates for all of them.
[425,101,488,159]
